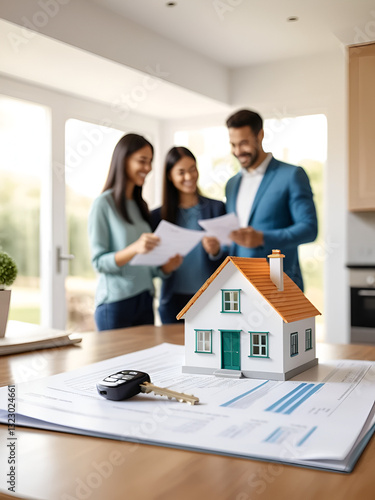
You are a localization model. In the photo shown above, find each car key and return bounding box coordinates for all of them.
[97,370,151,401]
[96,370,199,405]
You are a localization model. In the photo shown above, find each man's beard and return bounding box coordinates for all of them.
[236,149,259,170]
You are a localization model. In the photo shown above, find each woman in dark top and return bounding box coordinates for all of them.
[151,146,226,324]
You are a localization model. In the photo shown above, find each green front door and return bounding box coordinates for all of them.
[221,331,241,370]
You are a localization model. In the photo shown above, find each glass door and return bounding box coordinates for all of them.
[0,95,49,326]
[64,119,125,332]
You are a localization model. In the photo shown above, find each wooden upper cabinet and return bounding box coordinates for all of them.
[348,43,375,211]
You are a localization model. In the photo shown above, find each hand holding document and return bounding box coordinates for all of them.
[130,220,203,266]
[198,212,240,246]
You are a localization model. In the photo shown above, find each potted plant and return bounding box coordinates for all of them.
[0,251,18,338]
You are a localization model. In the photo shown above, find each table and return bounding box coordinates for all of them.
[0,324,375,500]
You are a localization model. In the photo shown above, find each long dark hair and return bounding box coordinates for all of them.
[102,133,153,224]
[161,146,199,223]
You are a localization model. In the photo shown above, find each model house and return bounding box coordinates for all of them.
[177,250,321,381]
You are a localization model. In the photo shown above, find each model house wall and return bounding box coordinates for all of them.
[179,256,320,381]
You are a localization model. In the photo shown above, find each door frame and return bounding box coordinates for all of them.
[40,112,68,329]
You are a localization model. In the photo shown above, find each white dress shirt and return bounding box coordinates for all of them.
[236,153,272,228]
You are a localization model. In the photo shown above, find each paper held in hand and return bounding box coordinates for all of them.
[130,220,203,267]
[198,212,240,246]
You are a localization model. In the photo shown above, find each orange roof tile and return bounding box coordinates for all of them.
[176,256,321,323]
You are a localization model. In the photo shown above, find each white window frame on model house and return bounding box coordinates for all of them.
[195,329,213,353]
[221,289,241,313]
[249,332,269,358]
[290,332,299,356]
[305,328,313,350]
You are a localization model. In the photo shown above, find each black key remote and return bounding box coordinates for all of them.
[96,370,151,401]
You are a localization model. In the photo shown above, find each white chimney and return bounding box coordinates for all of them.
[268,249,285,291]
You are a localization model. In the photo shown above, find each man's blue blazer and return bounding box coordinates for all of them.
[225,157,318,290]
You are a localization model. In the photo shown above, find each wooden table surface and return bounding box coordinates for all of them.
[0,324,375,500]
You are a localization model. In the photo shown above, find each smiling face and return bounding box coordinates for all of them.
[228,126,265,171]
[168,155,199,195]
[125,145,153,189]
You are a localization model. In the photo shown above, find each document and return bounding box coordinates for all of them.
[0,321,81,355]
[130,220,203,266]
[198,212,240,246]
[0,344,374,472]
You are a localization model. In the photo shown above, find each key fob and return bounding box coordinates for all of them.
[96,370,151,401]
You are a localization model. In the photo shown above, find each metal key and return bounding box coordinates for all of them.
[140,381,199,405]
[97,370,199,405]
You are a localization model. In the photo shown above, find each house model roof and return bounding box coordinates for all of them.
[177,256,321,323]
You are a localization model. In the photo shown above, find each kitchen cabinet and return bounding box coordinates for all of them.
[348,42,375,211]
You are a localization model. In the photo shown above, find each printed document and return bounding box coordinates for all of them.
[0,344,374,472]
[130,220,203,266]
[198,212,240,246]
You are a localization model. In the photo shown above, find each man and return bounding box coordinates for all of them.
[226,109,317,290]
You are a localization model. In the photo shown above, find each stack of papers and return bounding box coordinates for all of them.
[0,322,81,355]
[0,343,374,472]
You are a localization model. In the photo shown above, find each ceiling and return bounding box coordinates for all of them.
[1,0,375,119]
[91,0,375,67]
[0,19,230,119]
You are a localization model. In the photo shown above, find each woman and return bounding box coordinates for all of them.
[88,134,181,331]
[151,146,226,324]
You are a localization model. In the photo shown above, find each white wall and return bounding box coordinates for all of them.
[229,49,348,343]
[283,318,317,373]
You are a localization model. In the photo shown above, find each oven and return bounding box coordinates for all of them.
[348,266,375,344]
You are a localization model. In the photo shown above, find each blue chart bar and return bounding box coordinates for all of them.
[221,381,269,407]
[266,383,324,415]
[297,426,318,446]
[265,383,307,412]
[283,384,324,415]
[264,427,284,443]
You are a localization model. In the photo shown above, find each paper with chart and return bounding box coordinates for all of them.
[0,343,374,471]
[198,212,240,246]
[130,220,203,266]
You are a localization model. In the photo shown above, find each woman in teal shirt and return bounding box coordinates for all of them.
[151,146,226,324]
[89,134,181,331]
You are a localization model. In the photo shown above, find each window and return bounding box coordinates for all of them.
[305,328,312,350]
[263,115,326,342]
[0,95,49,325]
[249,332,269,357]
[221,290,241,313]
[65,119,125,332]
[290,332,299,356]
[195,330,212,353]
